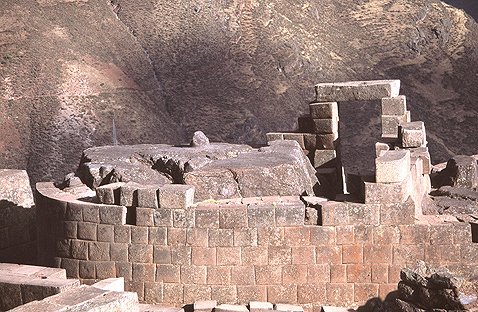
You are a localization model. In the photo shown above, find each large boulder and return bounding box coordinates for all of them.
[0,169,34,208]
[432,155,478,189]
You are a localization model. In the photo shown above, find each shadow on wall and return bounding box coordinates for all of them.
[442,0,478,21]
[0,200,37,265]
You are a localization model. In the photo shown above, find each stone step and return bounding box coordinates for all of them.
[0,263,66,279]
[139,303,184,312]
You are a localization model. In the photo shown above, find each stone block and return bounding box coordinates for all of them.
[330,264,346,283]
[318,201,348,226]
[110,243,128,262]
[305,207,319,225]
[99,205,127,225]
[311,117,338,134]
[119,182,141,207]
[211,285,237,304]
[249,301,273,312]
[208,229,234,247]
[128,244,153,263]
[0,282,23,310]
[172,208,195,228]
[183,285,212,303]
[266,133,284,143]
[148,227,166,245]
[77,222,97,241]
[92,277,124,292]
[215,304,249,312]
[307,264,330,282]
[410,147,431,175]
[82,205,100,223]
[168,228,187,245]
[144,282,162,303]
[268,246,292,265]
[310,226,335,245]
[219,207,248,229]
[159,184,195,209]
[298,116,314,133]
[97,224,114,242]
[247,203,275,228]
[381,95,406,115]
[348,203,380,225]
[314,150,337,168]
[170,246,192,265]
[283,133,305,149]
[375,150,410,183]
[153,208,173,227]
[275,203,305,226]
[180,265,206,284]
[241,246,268,265]
[192,247,217,266]
[88,241,110,261]
[275,304,304,312]
[137,186,159,208]
[326,283,354,306]
[71,240,88,260]
[310,102,338,119]
[131,226,149,244]
[375,142,390,158]
[234,228,257,247]
[354,283,379,304]
[267,285,297,304]
[303,134,317,150]
[195,207,220,228]
[315,80,400,101]
[187,228,208,247]
[363,175,410,205]
[282,265,307,284]
[342,245,363,264]
[114,225,131,243]
[66,202,83,221]
[254,266,282,285]
[163,283,183,304]
[194,300,217,312]
[156,264,180,283]
[316,133,338,150]
[381,114,408,138]
[380,196,415,225]
[96,182,123,205]
[399,121,426,148]
[217,247,241,265]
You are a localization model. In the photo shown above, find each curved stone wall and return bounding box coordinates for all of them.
[35,181,478,309]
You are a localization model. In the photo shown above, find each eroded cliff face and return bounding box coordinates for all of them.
[0,0,477,183]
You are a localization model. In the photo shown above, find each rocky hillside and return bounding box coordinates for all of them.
[0,0,477,183]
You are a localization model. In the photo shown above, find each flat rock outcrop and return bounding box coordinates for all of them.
[76,140,318,201]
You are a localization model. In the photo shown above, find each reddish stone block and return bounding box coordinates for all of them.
[209,229,234,247]
[82,205,99,223]
[61,258,79,278]
[172,209,195,228]
[153,245,171,264]
[187,228,209,247]
[373,226,400,244]
[192,247,217,266]
[183,285,212,303]
[168,228,187,246]
[234,228,258,247]
[211,286,237,304]
[153,209,173,227]
[430,224,454,245]
[297,284,326,304]
[171,246,192,265]
[217,247,241,266]
[460,244,478,263]
[275,203,305,227]
[207,267,231,285]
[354,283,379,304]
[95,261,116,279]
[114,225,131,243]
[342,245,363,264]
[241,246,268,265]
[438,244,461,263]
[363,244,392,263]
[236,286,267,304]
[133,263,156,282]
[71,240,88,260]
[219,206,248,229]
[99,205,126,225]
[284,227,310,246]
[316,246,342,264]
[326,283,354,307]
[126,281,145,301]
[181,265,207,284]
[231,266,255,285]
[371,264,388,283]
[97,224,114,242]
[158,184,195,209]
[267,285,298,304]
[353,225,374,244]
[79,260,95,279]
[255,266,282,285]
[136,208,155,226]
[131,226,149,244]
[292,246,316,264]
[77,222,97,241]
[257,227,285,246]
[388,265,401,283]
[310,226,336,245]
[268,246,292,265]
[89,241,110,261]
[144,282,163,303]
[336,226,354,245]
[149,227,167,245]
[163,283,183,304]
[196,207,220,228]
[64,221,78,239]
[110,243,128,262]
[307,264,330,283]
[424,244,441,264]
[282,265,307,284]
[453,222,472,244]
[346,264,371,283]
[330,264,346,283]
[348,203,380,225]
[116,262,132,281]
[380,198,415,225]
[392,245,425,265]
[398,224,430,244]
[319,202,348,226]
[379,284,398,301]
[247,203,275,228]
[128,244,153,263]
[316,134,337,150]
[156,264,180,283]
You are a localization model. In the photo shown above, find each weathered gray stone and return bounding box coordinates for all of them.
[399,121,426,148]
[119,182,142,207]
[309,102,338,119]
[303,134,317,150]
[92,277,125,292]
[0,169,34,208]
[315,80,400,101]
[137,186,159,209]
[191,131,210,147]
[410,147,431,175]
[266,133,284,143]
[283,133,305,149]
[311,117,338,134]
[375,142,390,158]
[316,133,338,150]
[381,95,407,115]
[375,150,411,183]
[314,150,337,168]
[381,113,408,138]
[96,182,124,205]
[436,155,478,189]
[158,184,195,208]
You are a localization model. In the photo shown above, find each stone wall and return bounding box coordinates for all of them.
[35,182,478,309]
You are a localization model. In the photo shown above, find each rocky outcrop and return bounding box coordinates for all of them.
[75,140,318,201]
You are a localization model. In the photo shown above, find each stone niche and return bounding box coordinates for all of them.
[34,80,477,310]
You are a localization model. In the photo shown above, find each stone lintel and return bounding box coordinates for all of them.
[315,80,400,102]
